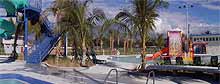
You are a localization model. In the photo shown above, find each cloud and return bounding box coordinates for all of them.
[42,0,54,10]
[155,11,220,34]
[89,0,131,18]
[89,0,220,35]
[202,3,220,10]
[0,8,7,16]
[181,0,220,10]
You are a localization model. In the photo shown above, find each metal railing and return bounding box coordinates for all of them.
[218,64,220,70]
[104,69,118,84]
[146,71,155,84]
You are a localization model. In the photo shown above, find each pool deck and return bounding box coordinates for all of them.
[0,61,73,84]
[146,65,220,74]
[0,55,218,84]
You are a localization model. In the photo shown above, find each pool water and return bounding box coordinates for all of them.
[0,79,27,84]
[111,56,156,64]
[0,74,51,84]
[112,56,141,64]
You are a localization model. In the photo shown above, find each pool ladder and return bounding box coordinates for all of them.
[218,64,220,70]
[104,69,118,84]
[146,71,155,84]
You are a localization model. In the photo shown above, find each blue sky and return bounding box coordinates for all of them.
[41,0,219,34]
[0,0,218,34]
[87,0,220,34]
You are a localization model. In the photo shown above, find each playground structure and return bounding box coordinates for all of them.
[146,30,194,64]
[0,0,61,64]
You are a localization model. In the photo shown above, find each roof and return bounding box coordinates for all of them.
[190,34,220,37]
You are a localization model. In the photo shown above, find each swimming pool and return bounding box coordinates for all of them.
[0,74,51,84]
[111,56,156,64]
[0,79,27,84]
[111,55,220,65]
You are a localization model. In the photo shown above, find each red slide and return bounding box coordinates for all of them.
[145,47,169,60]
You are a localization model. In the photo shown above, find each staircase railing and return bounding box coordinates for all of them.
[218,64,220,70]
[146,71,155,84]
[104,69,118,84]
[40,36,61,61]
[41,16,54,34]
[28,33,47,54]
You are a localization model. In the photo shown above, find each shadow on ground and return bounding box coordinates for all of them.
[0,57,16,63]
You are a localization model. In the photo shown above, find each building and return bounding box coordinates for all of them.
[190,34,220,55]
[2,36,24,54]
[2,35,65,55]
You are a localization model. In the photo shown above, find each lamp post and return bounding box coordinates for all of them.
[178,4,193,53]
[64,32,68,57]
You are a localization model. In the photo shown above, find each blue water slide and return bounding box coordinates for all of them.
[0,0,61,64]
[24,1,61,64]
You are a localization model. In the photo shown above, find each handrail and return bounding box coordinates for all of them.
[104,69,118,84]
[218,64,220,70]
[146,71,155,84]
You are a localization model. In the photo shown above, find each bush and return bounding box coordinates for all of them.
[176,57,183,65]
[193,57,201,65]
[211,56,218,66]
[164,57,171,65]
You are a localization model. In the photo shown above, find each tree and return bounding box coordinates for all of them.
[88,8,119,55]
[48,0,102,66]
[10,17,21,59]
[155,33,165,49]
[116,0,168,71]
[12,16,42,60]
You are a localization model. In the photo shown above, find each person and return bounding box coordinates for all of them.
[78,48,83,65]
[72,47,78,62]
[90,47,97,64]
[116,49,120,55]
[86,48,91,59]
[112,48,117,55]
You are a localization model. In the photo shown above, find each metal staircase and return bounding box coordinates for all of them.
[104,69,119,84]
[25,0,61,64]
[146,71,155,84]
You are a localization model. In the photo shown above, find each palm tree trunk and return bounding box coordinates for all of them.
[82,37,86,65]
[117,35,120,47]
[112,39,114,50]
[12,24,21,59]
[123,40,126,54]
[140,34,146,71]
[126,39,129,54]
[109,36,112,49]
[56,41,62,66]
[100,39,104,55]
[130,38,134,54]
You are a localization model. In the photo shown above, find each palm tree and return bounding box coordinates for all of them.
[116,0,168,71]
[48,0,103,65]
[109,29,118,52]
[9,17,20,59]
[97,19,119,55]
[88,8,119,55]
[11,16,42,60]
[155,33,165,49]
[28,21,42,41]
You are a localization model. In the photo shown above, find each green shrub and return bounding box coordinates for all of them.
[176,57,183,65]
[164,57,171,65]
[193,57,201,65]
[211,56,218,66]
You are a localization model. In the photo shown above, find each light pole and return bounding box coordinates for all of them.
[179,4,193,53]
[64,32,68,57]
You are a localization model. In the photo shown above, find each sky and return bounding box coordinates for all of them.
[1,0,219,35]
[87,0,220,34]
